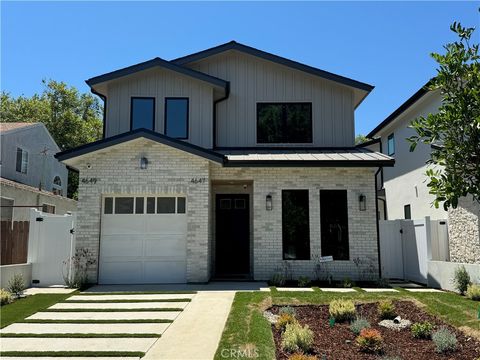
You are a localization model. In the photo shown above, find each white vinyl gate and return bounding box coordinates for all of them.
[28,209,76,286]
[379,217,449,284]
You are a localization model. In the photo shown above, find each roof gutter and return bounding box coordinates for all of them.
[212,82,230,149]
[89,85,107,139]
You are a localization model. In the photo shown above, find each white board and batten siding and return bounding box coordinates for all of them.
[98,195,187,284]
[187,50,356,147]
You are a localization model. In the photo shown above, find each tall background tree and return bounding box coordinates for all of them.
[408,21,480,210]
[1,79,103,198]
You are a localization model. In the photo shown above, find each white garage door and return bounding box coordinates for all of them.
[99,195,187,284]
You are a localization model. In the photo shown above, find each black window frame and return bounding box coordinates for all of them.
[130,97,156,131]
[164,97,189,139]
[16,147,28,174]
[320,189,350,260]
[387,133,395,156]
[256,102,313,144]
[282,189,311,260]
[404,204,411,219]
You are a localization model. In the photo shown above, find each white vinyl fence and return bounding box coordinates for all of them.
[379,217,449,284]
[27,208,76,286]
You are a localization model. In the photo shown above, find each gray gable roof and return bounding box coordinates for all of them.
[172,41,374,93]
[86,57,229,90]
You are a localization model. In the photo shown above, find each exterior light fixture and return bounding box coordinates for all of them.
[266,194,273,211]
[359,194,366,211]
[140,157,148,170]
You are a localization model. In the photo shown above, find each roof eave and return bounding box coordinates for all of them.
[224,159,395,168]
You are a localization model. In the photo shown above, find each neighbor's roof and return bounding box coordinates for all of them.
[0,177,77,202]
[86,57,229,91]
[0,122,38,133]
[367,81,431,138]
[56,129,394,168]
[220,148,394,167]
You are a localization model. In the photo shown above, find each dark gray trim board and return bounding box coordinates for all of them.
[367,80,431,138]
[172,41,374,93]
[86,57,229,92]
[224,159,394,168]
[55,128,226,164]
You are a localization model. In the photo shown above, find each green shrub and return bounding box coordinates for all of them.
[298,276,311,287]
[350,317,371,335]
[452,265,470,295]
[432,327,457,353]
[329,299,356,322]
[281,322,314,353]
[355,328,383,354]
[279,306,296,316]
[269,273,286,287]
[466,284,480,301]
[288,353,317,360]
[377,300,396,320]
[0,289,13,306]
[276,313,297,331]
[7,273,25,297]
[343,277,353,288]
[411,321,433,339]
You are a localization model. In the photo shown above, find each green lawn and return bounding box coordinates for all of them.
[0,293,76,329]
[214,288,480,360]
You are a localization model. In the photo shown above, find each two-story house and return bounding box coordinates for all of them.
[1,122,77,221]
[366,82,480,265]
[56,41,394,284]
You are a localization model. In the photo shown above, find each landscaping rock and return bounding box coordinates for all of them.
[378,318,411,331]
[263,310,279,324]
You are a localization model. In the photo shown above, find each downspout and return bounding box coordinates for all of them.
[89,87,107,139]
[212,82,230,149]
[375,167,382,279]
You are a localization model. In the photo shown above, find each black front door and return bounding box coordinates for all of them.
[215,194,250,276]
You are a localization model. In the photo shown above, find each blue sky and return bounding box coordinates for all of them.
[1,1,478,135]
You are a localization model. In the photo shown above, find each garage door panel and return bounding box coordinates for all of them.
[101,236,144,257]
[144,261,186,283]
[102,216,145,235]
[144,236,186,257]
[100,261,143,284]
[144,216,186,233]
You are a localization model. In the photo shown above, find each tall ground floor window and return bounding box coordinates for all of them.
[320,190,349,260]
[282,189,310,260]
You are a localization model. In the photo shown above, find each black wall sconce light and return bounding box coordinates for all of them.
[359,194,366,211]
[140,157,148,170]
[266,194,273,211]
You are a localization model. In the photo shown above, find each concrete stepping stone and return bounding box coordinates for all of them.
[319,288,357,292]
[276,287,314,292]
[27,311,180,321]
[259,287,271,292]
[67,294,194,301]
[49,302,189,310]
[0,337,157,352]
[1,322,169,335]
[403,288,443,293]
[2,358,140,360]
[362,288,399,292]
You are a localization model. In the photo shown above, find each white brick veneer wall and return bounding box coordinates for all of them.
[73,138,379,283]
[210,166,379,281]
[73,138,211,283]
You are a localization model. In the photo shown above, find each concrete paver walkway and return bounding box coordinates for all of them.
[26,310,181,321]
[67,294,195,301]
[49,301,189,310]
[143,291,235,360]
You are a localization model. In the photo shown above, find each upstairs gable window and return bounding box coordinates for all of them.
[16,147,28,174]
[387,133,395,156]
[131,97,155,131]
[257,103,312,144]
[165,98,189,139]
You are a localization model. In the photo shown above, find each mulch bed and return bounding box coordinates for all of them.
[270,300,480,360]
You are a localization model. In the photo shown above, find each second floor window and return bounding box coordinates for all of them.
[387,133,395,155]
[165,98,188,139]
[257,103,312,144]
[131,97,155,131]
[16,147,28,174]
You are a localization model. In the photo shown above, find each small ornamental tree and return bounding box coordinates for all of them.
[408,21,480,210]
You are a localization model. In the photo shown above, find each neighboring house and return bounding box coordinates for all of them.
[366,84,479,265]
[0,122,76,221]
[364,86,447,221]
[56,41,394,284]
